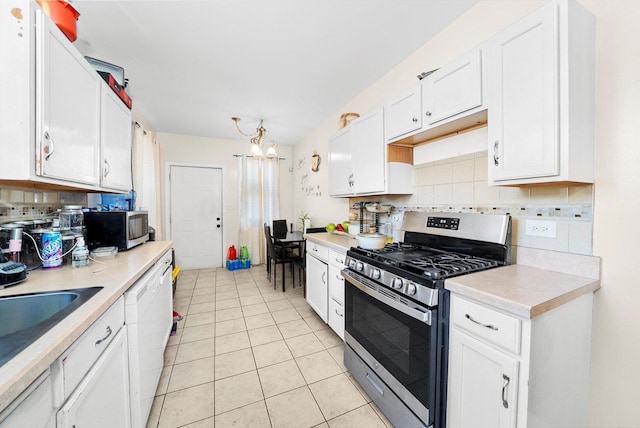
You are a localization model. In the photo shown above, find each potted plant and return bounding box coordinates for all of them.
[299,212,310,233]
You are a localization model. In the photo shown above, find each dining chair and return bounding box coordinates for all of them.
[264,224,299,291]
[272,219,300,251]
[272,219,289,239]
[293,239,306,297]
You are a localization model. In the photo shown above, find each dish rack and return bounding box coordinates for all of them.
[355,203,393,234]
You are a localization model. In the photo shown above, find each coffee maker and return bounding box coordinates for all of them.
[0,224,27,289]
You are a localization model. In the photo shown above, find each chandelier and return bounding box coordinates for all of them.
[231,117,277,158]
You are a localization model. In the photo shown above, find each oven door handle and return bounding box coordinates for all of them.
[343,270,432,325]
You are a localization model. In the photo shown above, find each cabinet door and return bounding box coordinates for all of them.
[328,127,354,196]
[36,10,101,185]
[0,370,55,428]
[384,84,422,141]
[487,2,558,182]
[423,49,482,125]
[101,86,132,191]
[447,329,519,428]
[57,327,131,428]
[305,254,328,322]
[352,108,385,194]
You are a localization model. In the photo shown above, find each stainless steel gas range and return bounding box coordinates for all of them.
[342,211,511,428]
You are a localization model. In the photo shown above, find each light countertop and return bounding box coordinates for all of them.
[445,264,600,319]
[0,240,173,412]
[303,232,357,252]
[304,233,600,319]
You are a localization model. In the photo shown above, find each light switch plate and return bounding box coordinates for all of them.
[525,219,557,238]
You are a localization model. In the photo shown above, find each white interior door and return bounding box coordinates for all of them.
[168,165,223,269]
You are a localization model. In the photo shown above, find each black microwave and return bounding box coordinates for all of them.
[84,211,149,251]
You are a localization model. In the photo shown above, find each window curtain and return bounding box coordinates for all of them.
[238,157,280,265]
[132,123,163,238]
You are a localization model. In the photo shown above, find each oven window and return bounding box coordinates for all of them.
[345,281,437,413]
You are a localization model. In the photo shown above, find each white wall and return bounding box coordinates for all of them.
[157,132,294,258]
[292,0,640,425]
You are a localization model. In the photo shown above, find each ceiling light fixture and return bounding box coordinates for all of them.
[231,117,278,159]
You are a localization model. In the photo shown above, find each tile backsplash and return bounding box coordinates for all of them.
[0,186,87,223]
[352,150,594,256]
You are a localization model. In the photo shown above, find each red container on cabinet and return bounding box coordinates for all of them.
[37,0,80,42]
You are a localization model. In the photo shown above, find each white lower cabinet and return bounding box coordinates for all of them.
[56,327,130,428]
[448,329,519,428]
[53,296,130,428]
[306,243,347,339]
[327,249,346,340]
[306,250,328,322]
[447,292,594,428]
[0,370,55,428]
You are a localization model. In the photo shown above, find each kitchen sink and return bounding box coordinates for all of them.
[0,287,103,367]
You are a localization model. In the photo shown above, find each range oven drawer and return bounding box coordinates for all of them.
[344,344,427,428]
[451,295,521,355]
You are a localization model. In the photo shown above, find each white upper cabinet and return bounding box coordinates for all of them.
[328,108,413,197]
[100,86,133,191]
[36,9,101,186]
[422,49,483,126]
[0,1,132,192]
[328,127,354,197]
[487,0,595,185]
[384,84,422,141]
[351,108,386,195]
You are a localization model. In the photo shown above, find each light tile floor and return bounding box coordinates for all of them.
[145,265,393,428]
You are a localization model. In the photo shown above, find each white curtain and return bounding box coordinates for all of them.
[238,157,280,265]
[132,123,162,238]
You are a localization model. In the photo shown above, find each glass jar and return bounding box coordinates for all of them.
[59,205,84,231]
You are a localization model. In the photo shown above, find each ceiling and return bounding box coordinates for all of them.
[72,0,478,146]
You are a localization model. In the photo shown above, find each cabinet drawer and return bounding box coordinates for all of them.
[328,297,345,340]
[451,295,521,355]
[328,265,345,305]
[57,296,125,398]
[307,241,328,262]
[328,249,346,268]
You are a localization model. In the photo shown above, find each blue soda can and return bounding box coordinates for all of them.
[42,231,63,268]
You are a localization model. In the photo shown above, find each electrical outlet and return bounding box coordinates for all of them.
[525,219,557,238]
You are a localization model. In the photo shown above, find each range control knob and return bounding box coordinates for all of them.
[406,282,417,295]
[372,269,381,280]
[348,259,357,269]
[391,278,403,289]
[355,262,364,272]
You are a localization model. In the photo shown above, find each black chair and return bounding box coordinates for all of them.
[293,239,306,296]
[264,224,300,291]
[272,219,288,239]
[272,219,299,251]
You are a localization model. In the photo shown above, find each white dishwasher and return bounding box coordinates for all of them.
[125,249,173,428]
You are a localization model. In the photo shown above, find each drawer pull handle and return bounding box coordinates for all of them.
[321,271,326,285]
[336,274,343,281]
[335,308,343,318]
[94,326,113,346]
[335,257,343,263]
[465,313,498,331]
[366,373,384,396]
[502,374,510,408]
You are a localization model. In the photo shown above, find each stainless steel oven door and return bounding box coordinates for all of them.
[343,269,438,426]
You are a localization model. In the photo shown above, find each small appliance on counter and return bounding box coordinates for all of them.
[0,225,27,289]
[84,211,149,251]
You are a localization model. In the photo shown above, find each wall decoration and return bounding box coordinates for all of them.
[311,153,320,172]
[297,155,322,198]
